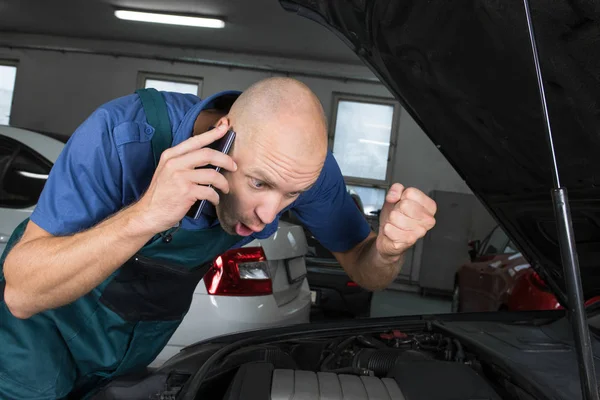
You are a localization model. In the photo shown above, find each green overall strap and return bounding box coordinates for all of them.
[135,88,172,167]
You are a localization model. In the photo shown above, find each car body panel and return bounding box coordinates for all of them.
[455,225,559,312]
[458,247,598,313]
[456,225,574,312]
[434,316,597,400]
[507,267,562,311]
[0,125,65,252]
[457,252,539,312]
[0,125,64,163]
[245,221,309,307]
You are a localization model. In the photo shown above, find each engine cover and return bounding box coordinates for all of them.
[223,362,404,400]
[271,369,404,400]
[223,360,501,400]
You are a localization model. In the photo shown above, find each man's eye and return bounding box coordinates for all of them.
[287,192,300,198]
[251,179,264,189]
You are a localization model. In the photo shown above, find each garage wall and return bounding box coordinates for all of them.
[0,38,471,199]
[0,35,491,286]
[2,48,285,135]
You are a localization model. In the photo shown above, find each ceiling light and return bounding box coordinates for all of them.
[114,10,225,29]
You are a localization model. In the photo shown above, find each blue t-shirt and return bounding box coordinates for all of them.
[31,91,371,252]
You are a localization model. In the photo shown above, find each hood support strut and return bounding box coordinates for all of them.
[522,1,599,398]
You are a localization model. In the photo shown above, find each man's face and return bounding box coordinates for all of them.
[216,124,325,237]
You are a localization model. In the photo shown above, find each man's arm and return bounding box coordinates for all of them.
[290,153,435,291]
[332,231,404,291]
[4,207,154,319]
[333,184,436,291]
[4,123,236,319]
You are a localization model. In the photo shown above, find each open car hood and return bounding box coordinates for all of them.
[280,0,600,304]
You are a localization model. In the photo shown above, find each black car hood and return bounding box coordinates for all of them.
[280,0,600,304]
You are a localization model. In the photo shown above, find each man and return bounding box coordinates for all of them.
[0,77,436,398]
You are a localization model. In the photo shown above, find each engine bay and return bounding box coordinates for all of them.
[92,315,590,400]
[220,329,502,400]
[164,327,504,400]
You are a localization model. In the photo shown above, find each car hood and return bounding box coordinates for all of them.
[280,0,600,304]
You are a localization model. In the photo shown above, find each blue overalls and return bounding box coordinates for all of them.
[0,89,244,399]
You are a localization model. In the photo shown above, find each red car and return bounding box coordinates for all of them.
[453,226,563,312]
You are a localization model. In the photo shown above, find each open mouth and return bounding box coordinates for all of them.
[234,222,255,236]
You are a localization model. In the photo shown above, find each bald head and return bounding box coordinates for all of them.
[228,77,328,159]
[213,78,330,235]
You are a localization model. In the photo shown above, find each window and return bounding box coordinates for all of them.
[137,72,203,96]
[347,184,386,216]
[481,226,510,256]
[330,93,400,214]
[0,62,17,125]
[0,137,52,208]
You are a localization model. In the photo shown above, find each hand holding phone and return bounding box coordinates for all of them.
[186,128,236,219]
[134,125,237,235]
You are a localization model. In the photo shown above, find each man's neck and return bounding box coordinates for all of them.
[192,109,227,136]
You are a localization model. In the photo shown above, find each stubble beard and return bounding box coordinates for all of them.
[215,193,237,235]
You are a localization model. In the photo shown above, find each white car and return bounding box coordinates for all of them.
[0,125,311,366]
[153,221,311,365]
[0,126,64,251]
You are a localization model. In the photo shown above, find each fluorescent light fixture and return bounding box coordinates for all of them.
[17,170,49,180]
[114,10,225,29]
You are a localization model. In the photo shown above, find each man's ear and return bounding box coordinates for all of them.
[192,111,229,136]
[218,115,239,158]
[216,116,230,130]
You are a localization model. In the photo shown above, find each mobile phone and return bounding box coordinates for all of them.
[186,128,236,219]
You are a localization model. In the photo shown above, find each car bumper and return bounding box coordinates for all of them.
[152,280,311,365]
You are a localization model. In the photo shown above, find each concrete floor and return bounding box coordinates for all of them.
[370,289,452,318]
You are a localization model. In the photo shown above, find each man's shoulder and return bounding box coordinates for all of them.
[59,91,202,196]
[321,151,342,178]
[297,151,344,203]
[64,91,202,157]
[288,151,371,253]
[94,91,201,130]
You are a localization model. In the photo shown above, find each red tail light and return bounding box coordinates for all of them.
[346,281,359,287]
[204,247,273,296]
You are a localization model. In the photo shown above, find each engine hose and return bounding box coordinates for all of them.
[356,335,387,349]
[354,349,432,376]
[320,336,357,372]
[453,339,465,363]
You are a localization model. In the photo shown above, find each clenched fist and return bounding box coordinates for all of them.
[376,183,437,262]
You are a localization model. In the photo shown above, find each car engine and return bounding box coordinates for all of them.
[96,327,505,400]
[213,330,502,400]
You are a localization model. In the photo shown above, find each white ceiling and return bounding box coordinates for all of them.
[0,0,362,64]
